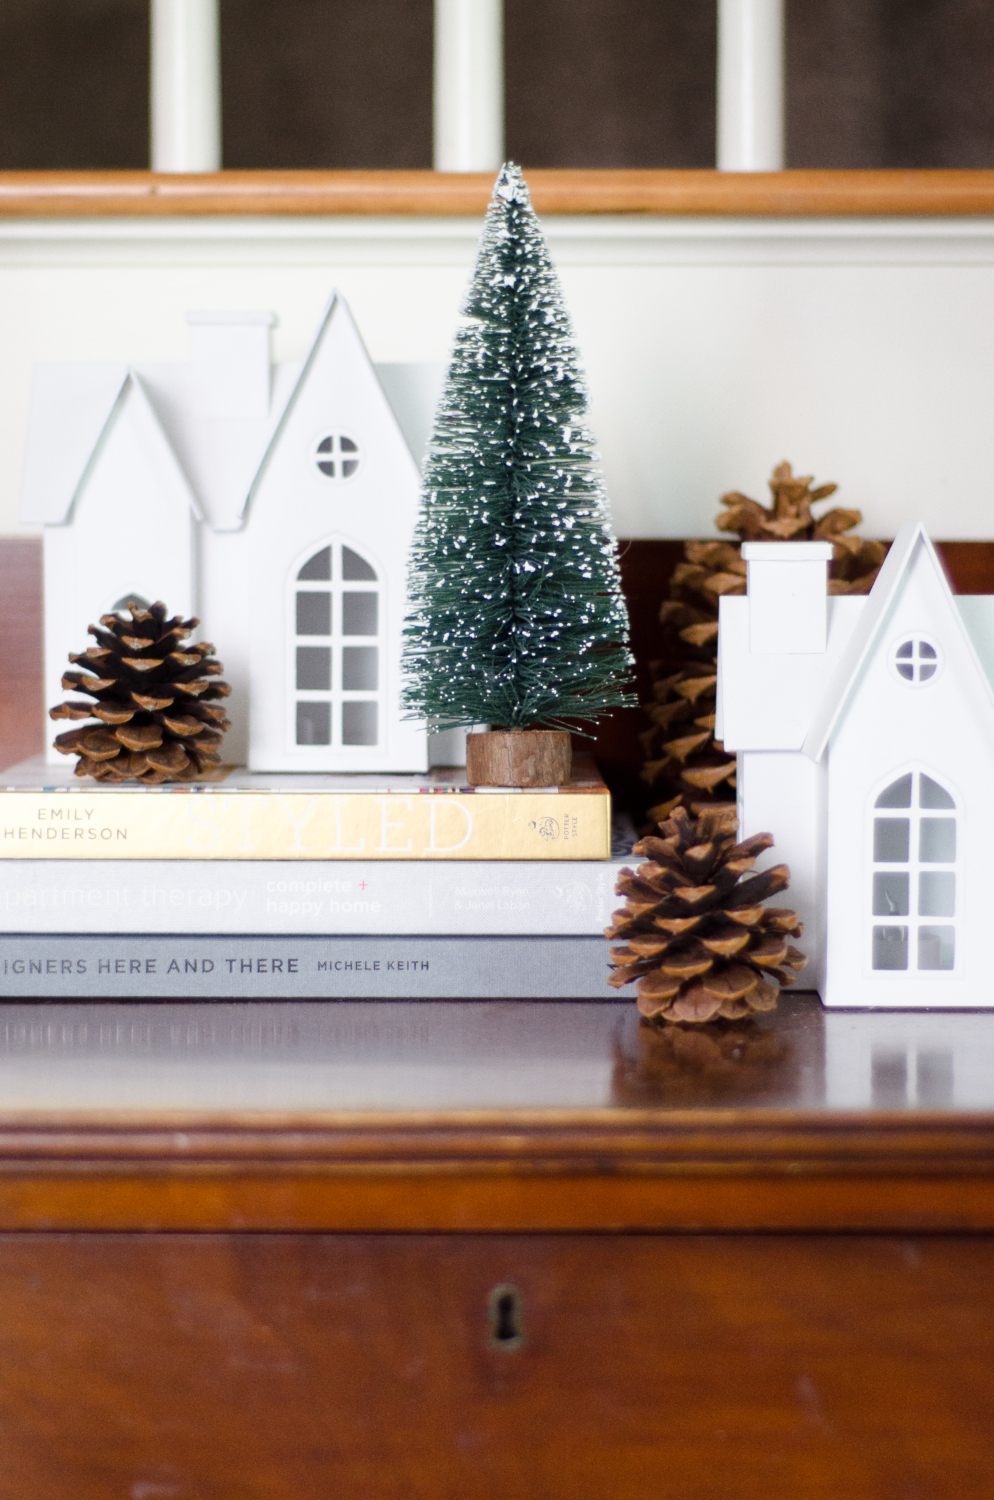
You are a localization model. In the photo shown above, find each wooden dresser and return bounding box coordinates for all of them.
[0,992,991,1498]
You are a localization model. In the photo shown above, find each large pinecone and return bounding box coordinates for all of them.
[606,804,806,1023]
[641,462,888,818]
[50,600,231,783]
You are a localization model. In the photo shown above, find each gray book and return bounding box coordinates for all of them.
[0,934,617,1000]
[0,855,632,936]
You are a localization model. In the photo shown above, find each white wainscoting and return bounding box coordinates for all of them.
[3,213,994,540]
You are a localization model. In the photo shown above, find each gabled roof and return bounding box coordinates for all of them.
[138,360,297,532]
[240,292,416,519]
[21,362,128,525]
[21,367,203,526]
[236,291,339,521]
[125,372,205,523]
[802,521,994,761]
[20,290,417,534]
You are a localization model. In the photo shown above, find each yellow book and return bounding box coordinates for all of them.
[0,757,611,862]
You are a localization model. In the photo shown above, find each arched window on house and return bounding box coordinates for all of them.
[292,541,381,749]
[871,769,957,973]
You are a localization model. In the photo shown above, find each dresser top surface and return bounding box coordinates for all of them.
[0,991,990,1121]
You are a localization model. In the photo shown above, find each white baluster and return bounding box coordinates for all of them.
[150,0,222,172]
[434,0,504,172]
[717,0,785,171]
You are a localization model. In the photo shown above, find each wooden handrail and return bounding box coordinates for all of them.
[3,168,994,218]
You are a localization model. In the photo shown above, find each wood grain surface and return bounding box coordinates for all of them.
[5,168,994,217]
[0,1232,991,1499]
[0,1108,990,1232]
[466,729,573,787]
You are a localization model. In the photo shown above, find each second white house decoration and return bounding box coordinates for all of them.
[21,295,429,774]
[717,521,994,1009]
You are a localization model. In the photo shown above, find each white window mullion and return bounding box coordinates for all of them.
[870,769,958,976]
[291,540,383,753]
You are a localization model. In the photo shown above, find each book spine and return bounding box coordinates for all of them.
[0,790,610,861]
[0,859,628,936]
[0,935,614,999]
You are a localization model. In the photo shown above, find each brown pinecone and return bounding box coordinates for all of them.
[50,600,231,783]
[640,462,888,819]
[606,804,806,1023]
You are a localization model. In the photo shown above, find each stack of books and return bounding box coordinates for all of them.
[0,756,630,999]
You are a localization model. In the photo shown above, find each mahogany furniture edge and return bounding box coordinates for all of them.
[0,1109,992,1233]
[4,169,994,218]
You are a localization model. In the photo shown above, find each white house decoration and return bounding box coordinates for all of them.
[717,521,994,1010]
[20,295,429,774]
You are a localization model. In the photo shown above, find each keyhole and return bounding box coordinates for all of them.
[487,1283,524,1350]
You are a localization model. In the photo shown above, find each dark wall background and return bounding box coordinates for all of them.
[1,0,994,171]
[786,0,994,168]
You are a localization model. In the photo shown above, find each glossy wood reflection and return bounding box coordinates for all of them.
[0,999,991,1232]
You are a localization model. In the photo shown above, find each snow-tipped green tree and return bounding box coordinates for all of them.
[402,163,634,733]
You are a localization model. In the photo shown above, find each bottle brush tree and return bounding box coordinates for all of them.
[402,163,634,781]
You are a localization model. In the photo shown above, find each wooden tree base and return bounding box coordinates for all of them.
[466,730,572,787]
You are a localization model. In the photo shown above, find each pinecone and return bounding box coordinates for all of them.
[640,462,888,819]
[606,804,806,1023]
[640,535,743,815]
[50,600,231,783]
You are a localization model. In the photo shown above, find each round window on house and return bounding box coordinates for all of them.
[890,636,941,686]
[314,434,361,482]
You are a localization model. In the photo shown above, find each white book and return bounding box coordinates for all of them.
[0,857,631,936]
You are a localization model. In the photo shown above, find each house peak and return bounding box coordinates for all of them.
[801,522,987,762]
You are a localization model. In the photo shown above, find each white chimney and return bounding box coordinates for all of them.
[743,540,834,654]
[186,310,275,419]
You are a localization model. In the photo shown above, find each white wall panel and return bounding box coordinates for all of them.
[4,215,994,541]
